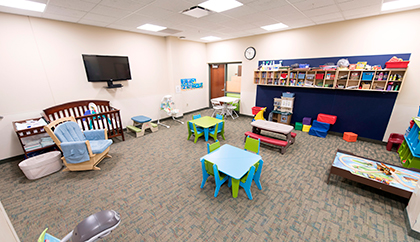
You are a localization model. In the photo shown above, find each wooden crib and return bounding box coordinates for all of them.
[42,100,125,141]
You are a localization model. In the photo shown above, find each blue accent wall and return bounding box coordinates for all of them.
[255,53,411,141]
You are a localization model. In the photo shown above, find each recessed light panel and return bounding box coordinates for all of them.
[381,0,420,11]
[201,36,221,41]
[261,23,289,31]
[137,24,167,32]
[0,0,46,12]
[199,0,243,13]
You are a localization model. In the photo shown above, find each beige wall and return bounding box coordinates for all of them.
[0,13,208,160]
[207,9,420,141]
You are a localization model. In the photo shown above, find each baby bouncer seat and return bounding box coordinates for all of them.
[158,95,184,128]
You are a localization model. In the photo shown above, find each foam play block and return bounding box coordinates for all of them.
[302,125,311,132]
[343,132,357,142]
[308,120,330,138]
[317,113,337,125]
[295,122,302,131]
[302,117,312,125]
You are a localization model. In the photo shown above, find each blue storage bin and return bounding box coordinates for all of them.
[362,72,374,81]
[282,92,295,98]
[298,73,305,79]
[299,64,309,68]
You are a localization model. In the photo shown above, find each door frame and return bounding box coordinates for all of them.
[208,61,242,107]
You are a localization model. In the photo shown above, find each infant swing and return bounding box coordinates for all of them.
[158,95,184,128]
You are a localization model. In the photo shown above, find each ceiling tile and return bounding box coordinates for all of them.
[78,18,109,27]
[114,13,157,28]
[301,5,341,17]
[48,0,96,11]
[246,0,290,12]
[281,17,314,27]
[262,5,305,18]
[90,5,132,19]
[81,12,118,23]
[291,0,336,11]
[45,5,87,18]
[151,0,193,12]
[98,0,154,11]
[342,5,381,20]
[338,0,381,11]
[42,13,80,22]
[310,12,344,24]
[135,5,178,19]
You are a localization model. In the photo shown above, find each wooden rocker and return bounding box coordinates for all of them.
[44,116,113,171]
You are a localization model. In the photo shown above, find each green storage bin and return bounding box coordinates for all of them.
[295,122,302,131]
[226,93,240,112]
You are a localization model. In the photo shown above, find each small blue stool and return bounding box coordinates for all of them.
[127,115,158,137]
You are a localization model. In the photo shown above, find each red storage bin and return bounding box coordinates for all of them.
[315,73,324,79]
[385,61,409,69]
[252,106,264,115]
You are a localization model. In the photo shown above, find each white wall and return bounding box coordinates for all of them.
[0,13,208,160]
[207,9,420,141]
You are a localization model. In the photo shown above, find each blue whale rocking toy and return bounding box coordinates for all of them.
[38,210,121,242]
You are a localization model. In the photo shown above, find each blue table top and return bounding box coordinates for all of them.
[201,144,262,179]
[132,115,151,123]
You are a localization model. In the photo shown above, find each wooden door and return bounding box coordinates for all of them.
[210,64,225,99]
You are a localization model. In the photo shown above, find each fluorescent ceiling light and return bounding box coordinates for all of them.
[261,23,289,31]
[0,0,46,12]
[137,24,167,32]
[199,0,243,13]
[201,36,221,41]
[381,0,420,11]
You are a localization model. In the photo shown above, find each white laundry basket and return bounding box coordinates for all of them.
[19,151,62,180]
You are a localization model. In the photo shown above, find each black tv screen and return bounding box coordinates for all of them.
[82,55,132,82]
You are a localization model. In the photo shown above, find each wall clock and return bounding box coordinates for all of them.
[244,47,256,60]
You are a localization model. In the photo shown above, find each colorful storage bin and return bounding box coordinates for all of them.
[361,72,374,81]
[385,61,409,69]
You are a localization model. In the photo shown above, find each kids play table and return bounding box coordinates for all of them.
[189,116,223,141]
[201,144,263,198]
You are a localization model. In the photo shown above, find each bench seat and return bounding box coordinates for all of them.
[245,131,289,154]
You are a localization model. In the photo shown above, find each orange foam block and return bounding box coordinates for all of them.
[343,132,357,142]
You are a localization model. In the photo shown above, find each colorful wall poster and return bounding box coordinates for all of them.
[181,78,203,90]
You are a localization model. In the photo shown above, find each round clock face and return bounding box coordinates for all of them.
[244,47,256,60]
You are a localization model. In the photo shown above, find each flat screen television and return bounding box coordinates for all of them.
[82,54,131,88]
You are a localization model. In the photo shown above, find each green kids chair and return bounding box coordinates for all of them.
[187,122,204,143]
[207,140,221,154]
[200,158,229,197]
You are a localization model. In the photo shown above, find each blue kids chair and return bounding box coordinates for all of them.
[209,114,225,141]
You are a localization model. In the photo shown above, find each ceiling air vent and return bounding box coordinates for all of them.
[181,6,210,18]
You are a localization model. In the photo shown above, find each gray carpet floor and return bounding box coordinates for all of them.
[0,108,417,241]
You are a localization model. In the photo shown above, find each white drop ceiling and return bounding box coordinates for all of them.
[1,0,419,42]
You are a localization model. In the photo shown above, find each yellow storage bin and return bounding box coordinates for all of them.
[302,125,311,132]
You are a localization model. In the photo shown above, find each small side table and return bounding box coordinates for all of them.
[127,115,158,137]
